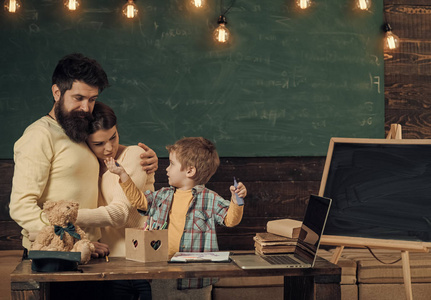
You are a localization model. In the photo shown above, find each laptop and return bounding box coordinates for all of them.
[230,195,332,269]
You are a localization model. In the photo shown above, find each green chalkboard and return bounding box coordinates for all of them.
[0,0,384,158]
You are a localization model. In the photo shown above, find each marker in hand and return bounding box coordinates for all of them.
[233,177,244,206]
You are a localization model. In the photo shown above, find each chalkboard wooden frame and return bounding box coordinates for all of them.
[318,137,431,300]
[319,137,431,243]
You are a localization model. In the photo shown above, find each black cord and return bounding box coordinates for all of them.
[383,6,392,31]
[366,247,401,264]
[220,0,236,16]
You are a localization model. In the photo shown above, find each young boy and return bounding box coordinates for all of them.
[105,137,246,298]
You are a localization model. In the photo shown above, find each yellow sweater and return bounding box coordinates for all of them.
[119,180,243,257]
[10,116,100,249]
[77,146,155,257]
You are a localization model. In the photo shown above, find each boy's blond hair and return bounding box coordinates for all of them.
[166,137,220,185]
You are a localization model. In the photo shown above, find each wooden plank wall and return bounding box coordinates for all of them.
[0,0,429,251]
[385,0,431,137]
[0,157,325,251]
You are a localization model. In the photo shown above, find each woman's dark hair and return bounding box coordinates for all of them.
[89,101,117,134]
[52,53,110,96]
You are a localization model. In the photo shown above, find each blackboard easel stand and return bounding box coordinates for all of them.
[320,124,431,300]
[321,235,431,300]
[386,123,403,140]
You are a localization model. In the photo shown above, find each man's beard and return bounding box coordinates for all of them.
[55,97,93,143]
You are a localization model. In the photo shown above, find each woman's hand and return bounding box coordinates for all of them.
[91,241,110,258]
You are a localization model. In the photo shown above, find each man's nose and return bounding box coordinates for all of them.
[80,100,90,112]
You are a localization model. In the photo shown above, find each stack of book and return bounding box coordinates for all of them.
[253,232,298,255]
[253,218,303,255]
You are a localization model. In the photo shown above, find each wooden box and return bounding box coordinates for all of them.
[125,228,168,263]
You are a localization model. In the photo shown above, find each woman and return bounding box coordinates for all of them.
[76,101,154,299]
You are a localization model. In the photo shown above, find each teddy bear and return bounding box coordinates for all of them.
[31,200,95,264]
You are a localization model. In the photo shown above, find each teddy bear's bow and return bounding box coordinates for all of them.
[54,222,81,240]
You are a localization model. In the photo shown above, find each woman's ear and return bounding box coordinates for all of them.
[186,166,196,178]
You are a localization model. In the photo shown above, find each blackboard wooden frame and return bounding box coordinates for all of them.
[318,137,431,300]
[319,137,431,243]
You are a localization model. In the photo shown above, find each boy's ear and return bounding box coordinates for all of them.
[186,166,196,178]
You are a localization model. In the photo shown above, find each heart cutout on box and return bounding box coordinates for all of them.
[132,239,138,248]
[151,240,161,250]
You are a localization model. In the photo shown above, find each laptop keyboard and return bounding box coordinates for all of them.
[261,255,300,265]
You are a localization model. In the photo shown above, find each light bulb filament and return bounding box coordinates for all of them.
[218,27,226,43]
[357,0,371,10]
[387,35,396,49]
[193,0,202,8]
[299,0,310,9]
[67,0,77,10]
[127,4,134,18]
[300,0,307,9]
[122,0,138,19]
[9,0,16,12]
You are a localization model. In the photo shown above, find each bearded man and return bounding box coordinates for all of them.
[9,53,158,259]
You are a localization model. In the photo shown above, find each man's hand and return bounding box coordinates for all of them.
[91,241,110,258]
[138,143,158,174]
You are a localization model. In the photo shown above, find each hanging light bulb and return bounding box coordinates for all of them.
[356,0,371,11]
[122,0,138,19]
[214,15,230,44]
[191,0,204,8]
[296,0,311,9]
[4,0,21,13]
[383,23,400,50]
[64,0,79,11]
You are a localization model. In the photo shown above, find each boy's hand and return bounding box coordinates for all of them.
[138,143,158,174]
[230,182,247,205]
[105,157,125,176]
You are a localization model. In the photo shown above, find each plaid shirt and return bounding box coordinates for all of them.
[143,185,230,290]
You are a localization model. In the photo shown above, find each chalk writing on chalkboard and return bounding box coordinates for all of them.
[0,0,384,158]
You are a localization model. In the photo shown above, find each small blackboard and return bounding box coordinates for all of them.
[319,138,431,243]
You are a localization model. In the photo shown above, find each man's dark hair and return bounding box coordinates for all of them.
[52,53,109,96]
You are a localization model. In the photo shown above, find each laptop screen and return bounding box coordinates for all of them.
[294,195,332,266]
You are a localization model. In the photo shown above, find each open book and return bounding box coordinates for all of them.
[169,251,230,263]
[266,218,302,238]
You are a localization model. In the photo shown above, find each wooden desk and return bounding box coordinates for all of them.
[11,256,340,300]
